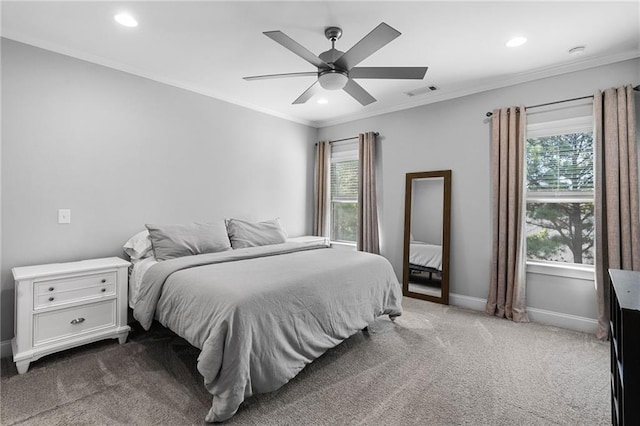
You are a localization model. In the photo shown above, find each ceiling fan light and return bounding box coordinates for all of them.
[318,70,349,90]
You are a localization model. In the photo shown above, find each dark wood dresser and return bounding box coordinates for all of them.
[609,269,640,425]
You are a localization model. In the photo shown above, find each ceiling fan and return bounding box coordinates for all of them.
[243,23,428,106]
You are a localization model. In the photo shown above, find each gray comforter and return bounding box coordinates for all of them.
[133,242,402,422]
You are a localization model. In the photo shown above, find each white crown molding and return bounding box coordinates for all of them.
[3,31,637,130]
[315,50,640,128]
[1,32,316,128]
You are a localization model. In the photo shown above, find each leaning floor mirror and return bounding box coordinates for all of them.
[403,170,451,304]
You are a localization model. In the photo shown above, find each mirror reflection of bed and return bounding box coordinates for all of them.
[403,170,451,304]
[408,241,442,297]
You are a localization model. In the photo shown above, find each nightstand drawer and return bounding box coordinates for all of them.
[34,272,116,309]
[33,300,116,345]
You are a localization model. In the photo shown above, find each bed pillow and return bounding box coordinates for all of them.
[226,218,287,249]
[123,230,153,261]
[145,222,231,261]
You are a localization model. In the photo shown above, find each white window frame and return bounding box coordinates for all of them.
[329,140,358,245]
[525,115,595,278]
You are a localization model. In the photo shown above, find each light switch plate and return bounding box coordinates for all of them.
[58,209,71,224]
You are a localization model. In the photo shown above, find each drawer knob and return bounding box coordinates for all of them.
[48,297,54,302]
[70,318,85,325]
[48,287,54,292]
[101,288,106,292]
[101,279,106,283]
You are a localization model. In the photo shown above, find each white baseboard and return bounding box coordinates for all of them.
[448,293,598,334]
[449,293,487,311]
[526,307,598,334]
[1,340,12,359]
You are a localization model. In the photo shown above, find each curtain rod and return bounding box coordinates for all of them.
[315,132,379,145]
[484,84,640,117]
[485,95,593,117]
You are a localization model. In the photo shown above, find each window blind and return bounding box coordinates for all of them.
[330,160,358,201]
[526,116,594,195]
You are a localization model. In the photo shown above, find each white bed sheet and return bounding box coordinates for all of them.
[129,256,158,309]
[409,241,442,271]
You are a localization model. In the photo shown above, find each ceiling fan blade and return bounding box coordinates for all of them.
[343,79,376,106]
[334,23,401,70]
[349,67,428,80]
[293,81,321,104]
[243,72,317,81]
[264,31,332,69]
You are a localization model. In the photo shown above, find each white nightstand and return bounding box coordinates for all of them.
[12,257,131,374]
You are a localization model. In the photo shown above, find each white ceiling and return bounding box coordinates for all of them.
[2,1,639,128]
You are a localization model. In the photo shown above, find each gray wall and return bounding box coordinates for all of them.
[318,58,640,321]
[1,39,318,341]
[2,36,638,343]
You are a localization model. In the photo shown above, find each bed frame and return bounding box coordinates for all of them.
[408,263,441,282]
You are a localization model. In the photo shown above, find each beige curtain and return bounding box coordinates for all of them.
[357,132,380,254]
[486,107,529,322]
[594,85,640,339]
[313,140,330,237]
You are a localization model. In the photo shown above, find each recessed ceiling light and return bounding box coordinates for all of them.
[568,46,586,55]
[506,37,527,47]
[114,13,138,28]
[317,99,328,104]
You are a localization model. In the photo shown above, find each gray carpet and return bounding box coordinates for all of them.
[0,297,610,425]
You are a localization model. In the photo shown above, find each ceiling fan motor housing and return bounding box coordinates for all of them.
[318,48,344,66]
[318,47,348,90]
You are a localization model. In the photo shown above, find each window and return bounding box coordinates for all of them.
[330,142,358,243]
[525,116,594,265]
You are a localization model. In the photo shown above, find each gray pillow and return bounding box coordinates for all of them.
[145,222,231,261]
[226,218,287,249]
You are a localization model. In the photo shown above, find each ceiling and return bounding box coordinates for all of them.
[2,1,639,128]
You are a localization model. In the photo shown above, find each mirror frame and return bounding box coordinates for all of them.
[402,170,452,304]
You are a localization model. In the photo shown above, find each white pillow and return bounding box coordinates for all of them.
[123,230,153,260]
[226,218,287,249]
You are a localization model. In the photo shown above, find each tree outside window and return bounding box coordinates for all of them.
[525,120,594,265]
[330,159,358,242]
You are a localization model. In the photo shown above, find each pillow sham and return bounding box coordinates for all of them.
[226,218,287,249]
[145,222,231,261]
[123,230,153,261]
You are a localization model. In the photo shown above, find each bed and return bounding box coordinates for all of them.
[128,229,402,422]
[408,241,442,277]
